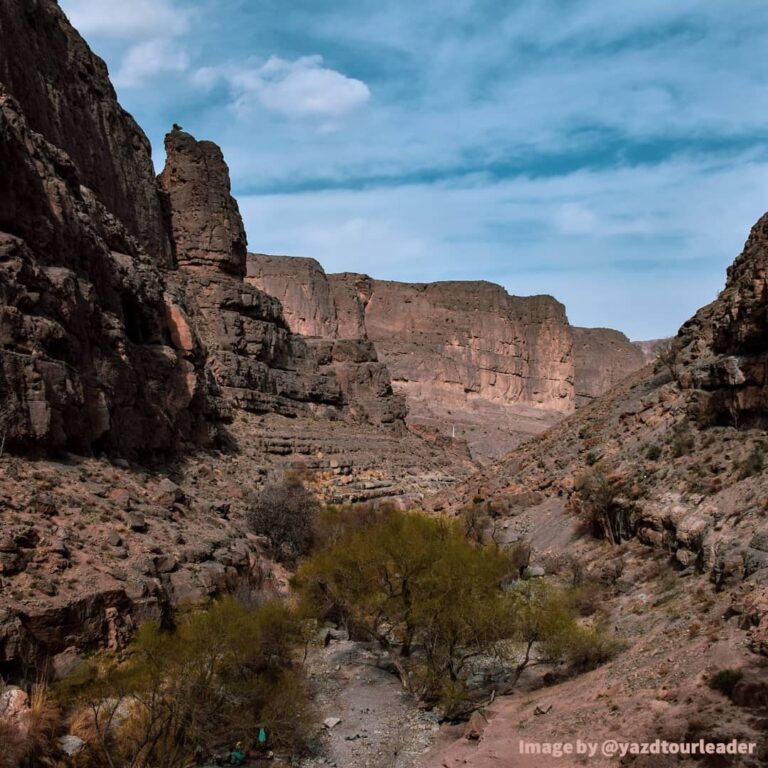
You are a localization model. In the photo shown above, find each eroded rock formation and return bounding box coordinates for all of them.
[678,212,768,427]
[249,255,646,459]
[160,131,403,427]
[572,327,647,406]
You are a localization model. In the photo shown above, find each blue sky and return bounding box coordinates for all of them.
[60,0,768,339]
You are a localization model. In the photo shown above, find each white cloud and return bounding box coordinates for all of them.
[197,56,370,122]
[60,0,190,41]
[238,153,768,340]
[553,203,600,236]
[60,0,190,88]
[115,39,189,89]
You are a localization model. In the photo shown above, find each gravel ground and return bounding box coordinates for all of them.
[298,640,441,768]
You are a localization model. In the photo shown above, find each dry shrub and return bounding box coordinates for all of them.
[0,683,58,768]
[61,598,313,766]
[0,719,28,768]
[571,467,635,544]
[246,473,320,562]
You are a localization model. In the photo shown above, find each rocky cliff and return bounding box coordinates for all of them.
[572,326,647,406]
[678,212,768,428]
[249,255,647,460]
[0,0,170,263]
[0,0,409,461]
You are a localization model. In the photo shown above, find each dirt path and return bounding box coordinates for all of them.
[299,639,441,768]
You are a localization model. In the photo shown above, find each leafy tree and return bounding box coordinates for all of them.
[294,509,614,714]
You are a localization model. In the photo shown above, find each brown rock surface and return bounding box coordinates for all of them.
[161,133,404,425]
[0,0,170,263]
[159,130,247,276]
[249,256,644,460]
[0,84,207,458]
[572,326,647,406]
[247,254,339,337]
[677,212,768,427]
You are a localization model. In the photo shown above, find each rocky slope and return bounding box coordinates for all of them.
[423,211,768,765]
[250,255,646,460]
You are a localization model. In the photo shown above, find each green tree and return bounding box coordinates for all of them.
[295,509,614,714]
[63,598,313,767]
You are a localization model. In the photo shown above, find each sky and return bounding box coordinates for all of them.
[59,0,768,340]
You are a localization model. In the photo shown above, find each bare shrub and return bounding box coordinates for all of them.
[0,718,28,768]
[655,339,682,383]
[246,473,320,562]
[571,467,634,544]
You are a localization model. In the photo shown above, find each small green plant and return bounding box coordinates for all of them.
[708,668,743,698]
[645,444,662,461]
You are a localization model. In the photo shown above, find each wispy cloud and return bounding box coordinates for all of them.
[61,0,191,87]
[195,56,370,125]
[115,39,189,88]
[62,0,190,39]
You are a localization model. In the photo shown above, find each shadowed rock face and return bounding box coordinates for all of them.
[572,327,647,406]
[678,212,768,427]
[0,84,206,458]
[0,0,171,264]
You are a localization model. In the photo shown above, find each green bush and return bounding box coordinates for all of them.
[61,598,313,766]
[645,444,662,461]
[708,668,743,697]
[294,509,616,714]
[565,626,621,672]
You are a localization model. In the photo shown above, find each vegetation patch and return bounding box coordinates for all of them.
[294,507,617,717]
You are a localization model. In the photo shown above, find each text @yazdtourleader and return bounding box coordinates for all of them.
[518,739,758,759]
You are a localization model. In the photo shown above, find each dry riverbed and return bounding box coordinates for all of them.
[298,639,441,768]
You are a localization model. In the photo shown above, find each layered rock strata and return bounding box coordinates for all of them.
[249,255,647,459]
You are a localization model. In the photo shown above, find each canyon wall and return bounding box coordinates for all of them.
[249,257,575,408]
[249,255,647,459]
[0,1,406,462]
[572,327,647,406]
